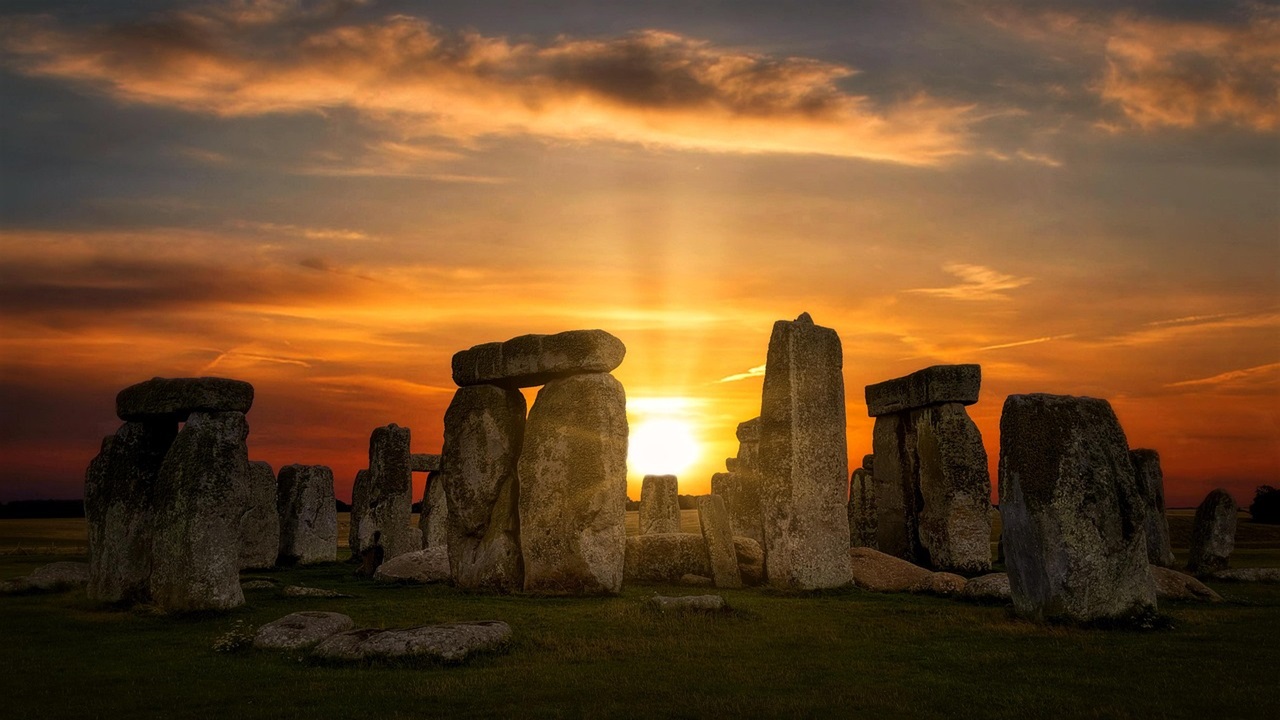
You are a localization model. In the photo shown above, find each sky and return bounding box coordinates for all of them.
[0,0,1276,508]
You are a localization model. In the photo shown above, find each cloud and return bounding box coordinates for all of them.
[1165,362,1280,389]
[1103,310,1280,346]
[907,263,1032,301]
[716,364,766,383]
[974,334,1075,352]
[0,3,976,165]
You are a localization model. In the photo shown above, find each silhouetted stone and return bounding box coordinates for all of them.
[349,469,369,556]
[116,376,253,422]
[85,420,175,604]
[452,329,626,388]
[624,533,711,582]
[419,470,449,549]
[240,461,280,570]
[1130,449,1176,567]
[312,622,512,663]
[360,424,416,560]
[277,464,337,565]
[1149,565,1221,602]
[254,612,354,651]
[862,454,875,473]
[149,411,250,613]
[648,594,725,612]
[1188,488,1237,575]
[697,494,742,589]
[758,313,852,589]
[864,364,980,417]
[519,373,628,594]
[999,393,1156,624]
[410,453,442,473]
[639,474,681,535]
[847,547,932,592]
[374,547,451,584]
[725,458,739,472]
[848,468,877,549]
[711,472,763,547]
[442,385,525,591]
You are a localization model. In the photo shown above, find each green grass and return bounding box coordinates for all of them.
[2,514,1279,718]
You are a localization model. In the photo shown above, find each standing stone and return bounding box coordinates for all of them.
[711,472,763,547]
[735,418,760,472]
[362,424,416,560]
[848,467,877,549]
[697,494,742,589]
[349,469,369,556]
[85,420,176,604]
[757,313,853,590]
[1188,488,1238,575]
[149,411,250,612]
[452,329,626,388]
[639,474,681,535]
[518,373,628,594]
[1131,449,1176,567]
[442,385,526,591]
[277,464,337,565]
[240,461,280,570]
[999,394,1156,624]
[872,414,917,561]
[418,471,449,549]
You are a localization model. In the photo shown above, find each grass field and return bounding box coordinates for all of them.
[2,513,1278,719]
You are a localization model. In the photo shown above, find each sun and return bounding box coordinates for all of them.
[628,417,700,478]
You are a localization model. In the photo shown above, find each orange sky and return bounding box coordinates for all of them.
[0,1,1276,508]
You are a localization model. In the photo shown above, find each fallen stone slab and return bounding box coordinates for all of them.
[848,547,932,593]
[282,585,352,599]
[648,594,726,612]
[625,533,711,582]
[410,454,442,473]
[240,579,277,591]
[960,573,1011,603]
[680,574,713,587]
[452,329,625,388]
[1149,566,1222,602]
[116,377,254,422]
[254,611,354,651]
[909,572,967,597]
[0,561,90,594]
[311,621,512,663]
[373,547,451,584]
[1208,567,1280,583]
[865,364,981,417]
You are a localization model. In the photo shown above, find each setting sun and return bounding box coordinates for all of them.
[628,418,701,478]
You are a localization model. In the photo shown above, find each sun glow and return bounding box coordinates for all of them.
[628,415,701,478]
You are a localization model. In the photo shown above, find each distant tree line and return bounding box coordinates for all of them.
[1251,485,1280,524]
[0,500,85,519]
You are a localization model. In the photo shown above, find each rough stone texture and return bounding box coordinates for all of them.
[1209,567,1280,583]
[240,579,276,591]
[725,458,739,472]
[349,469,369,556]
[281,585,351,598]
[149,411,250,613]
[735,418,760,472]
[452,329,626,388]
[1188,488,1238,575]
[373,547,452,584]
[648,595,725,612]
[116,376,254,422]
[909,572,967,597]
[411,453,442,473]
[864,364,981,417]
[254,611,354,651]
[419,471,449,549]
[276,464,337,565]
[999,393,1156,624]
[0,562,90,594]
[872,414,915,561]
[757,313,853,590]
[847,468,877,549]
[519,373,628,595]
[734,537,765,586]
[1131,449,1176,567]
[680,574,713,587]
[639,475,681,535]
[960,573,1011,603]
[697,494,742,589]
[1149,565,1222,602]
[624,533,711,582]
[312,621,512,663]
[85,420,175,604]
[710,472,763,547]
[240,461,280,570]
[361,424,416,560]
[862,454,875,473]
[847,547,932,592]
[441,385,525,591]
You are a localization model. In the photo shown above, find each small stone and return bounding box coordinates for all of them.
[0,562,89,594]
[679,574,714,587]
[276,464,337,565]
[725,458,739,472]
[735,418,760,472]
[452,329,626,388]
[639,475,681,535]
[847,468,877,549]
[697,494,742,589]
[733,536,766,586]
[373,547,452,584]
[116,376,254,422]
[959,573,1011,603]
[848,547,932,593]
[1149,566,1222,602]
[648,594,725,612]
[1209,567,1280,583]
[281,585,352,598]
[1188,488,1238,575]
[909,572,968,597]
[864,364,981,417]
[311,621,512,663]
[253,611,354,651]
[410,454,442,473]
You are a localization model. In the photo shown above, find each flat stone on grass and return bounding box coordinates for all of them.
[311,621,512,663]
[648,595,726,612]
[254,611,354,651]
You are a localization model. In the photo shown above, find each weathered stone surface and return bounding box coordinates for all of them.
[697,494,742,589]
[758,313,853,590]
[1209,567,1280,583]
[360,424,416,560]
[848,547,932,592]
[725,458,739,472]
[419,471,449,549]
[848,468,877,549]
[864,364,980,417]
[624,533,711,582]
[0,562,90,594]
[240,579,276,590]
[116,376,253,422]
[276,464,337,565]
[349,469,369,556]
[254,611,354,651]
[312,621,512,663]
[648,594,725,612]
[240,461,280,570]
[441,385,525,591]
[735,417,760,472]
[149,411,250,613]
[452,329,626,388]
[1149,565,1222,602]
[999,393,1156,624]
[519,373,628,594]
[1188,488,1238,575]
[639,475,681,535]
[862,454,875,473]
[85,420,175,604]
[960,573,1011,603]
[1131,449,1176,567]
[711,472,763,547]
[373,547,452,584]
[410,453,442,473]
[733,537,765,586]
[872,414,916,561]
[909,572,967,597]
[680,574,713,586]
[282,585,351,598]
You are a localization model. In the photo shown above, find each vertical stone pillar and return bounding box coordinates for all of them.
[240,460,280,570]
[1188,488,1237,575]
[361,424,415,560]
[277,464,337,565]
[1131,449,1176,567]
[697,494,742,588]
[639,474,681,535]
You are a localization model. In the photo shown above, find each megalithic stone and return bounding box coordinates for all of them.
[872,414,917,561]
[758,313,853,590]
[639,474,681,535]
[697,494,743,589]
[735,418,760,472]
[519,373,628,594]
[116,376,254,422]
[1188,488,1237,575]
[452,329,626,389]
[848,468,877,549]
[277,464,337,565]
[1131,449,1176,567]
[914,403,992,573]
[442,385,526,591]
[710,471,764,547]
[240,460,281,570]
[363,424,416,560]
[349,469,369,557]
[419,470,449,549]
[149,411,251,613]
[999,393,1156,624]
[85,420,176,604]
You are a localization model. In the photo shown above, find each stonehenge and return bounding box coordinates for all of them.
[277,464,337,565]
[1131,449,1176,567]
[1189,488,1238,575]
[419,471,449,549]
[709,418,764,547]
[697,494,742,588]
[240,461,280,570]
[639,474,681,535]
[452,329,625,388]
[847,454,876,549]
